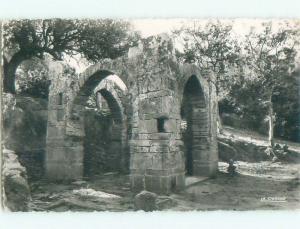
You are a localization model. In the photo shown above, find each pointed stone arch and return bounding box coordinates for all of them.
[178,64,218,177]
[46,36,219,193]
[46,60,132,180]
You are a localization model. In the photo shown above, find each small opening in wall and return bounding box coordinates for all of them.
[157,117,167,133]
[58,93,63,105]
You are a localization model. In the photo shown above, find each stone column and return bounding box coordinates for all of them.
[130,89,185,194]
[45,63,84,180]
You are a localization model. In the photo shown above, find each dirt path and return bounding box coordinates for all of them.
[222,126,300,153]
[170,162,300,211]
[28,162,300,211]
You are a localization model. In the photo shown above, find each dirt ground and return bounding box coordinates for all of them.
[172,161,299,211]
[28,161,300,211]
[222,126,300,153]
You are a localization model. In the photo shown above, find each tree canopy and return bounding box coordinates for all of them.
[3,19,140,93]
[220,21,300,143]
[174,21,242,95]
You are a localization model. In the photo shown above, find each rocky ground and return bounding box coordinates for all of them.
[3,149,31,211]
[27,161,300,212]
[172,161,299,211]
[28,173,134,212]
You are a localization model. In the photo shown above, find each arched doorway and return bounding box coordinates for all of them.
[83,87,127,177]
[181,75,209,176]
[66,72,129,179]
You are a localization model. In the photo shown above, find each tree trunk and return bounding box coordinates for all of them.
[268,95,274,147]
[3,51,29,94]
[217,102,223,134]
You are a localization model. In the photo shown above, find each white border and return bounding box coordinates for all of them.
[1,0,300,228]
[0,0,300,18]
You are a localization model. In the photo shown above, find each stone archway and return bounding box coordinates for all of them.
[177,64,218,178]
[46,63,131,180]
[181,75,209,176]
[46,35,218,193]
[68,73,129,176]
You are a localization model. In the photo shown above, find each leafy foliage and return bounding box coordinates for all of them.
[3,19,140,93]
[219,80,268,132]
[244,22,299,95]
[16,58,50,99]
[243,22,299,144]
[220,70,300,142]
[4,19,139,61]
[272,71,300,141]
[174,21,242,95]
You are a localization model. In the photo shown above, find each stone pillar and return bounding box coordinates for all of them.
[206,79,219,176]
[45,63,84,180]
[46,92,85,180]
[128,34,187,194]
[130,90,185,194]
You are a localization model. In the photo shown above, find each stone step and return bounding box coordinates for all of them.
[185,176,209,187]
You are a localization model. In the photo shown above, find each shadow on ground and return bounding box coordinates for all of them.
[29,162,300,211]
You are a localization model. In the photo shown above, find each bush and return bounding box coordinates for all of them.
[16,58,50,99]
[219,73,300,142]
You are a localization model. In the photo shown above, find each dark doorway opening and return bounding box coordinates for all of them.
[181,75,208,176]
[83,89,124,178]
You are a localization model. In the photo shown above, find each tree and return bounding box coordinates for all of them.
[244,22,299,147]
[174,21,242,96]
[219,79,268,133]
[3,19,140,94]
[16,58,51,99]
[272,69,300,142]
[174,21,242,133]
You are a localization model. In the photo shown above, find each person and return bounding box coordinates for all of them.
[227,159,236,176]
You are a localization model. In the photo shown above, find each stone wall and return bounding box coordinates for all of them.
[3,149,31,211]
[45,34,218,194]
[3,94,48,180]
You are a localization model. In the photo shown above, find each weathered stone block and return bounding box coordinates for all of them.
[47,125,65,138]
[46,138,65,147]
[65,146,84,162]
[161,96,176,114]
[174,173,185,191]
[150,133,170,140]
[137,140,152,147]
[130,153,147,170]
[47,109,59,123]
[46,161,83,180]
[130,174,145,192]
[145,175,161,193]
[134,191,158,211]
[139,119,157,133]
[139,146,150,153]
[139,97,161,118]
[138,133,151,140]
[192,160,218,177]
[160,176,172,194]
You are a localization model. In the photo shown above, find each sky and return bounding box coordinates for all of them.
[66,19,300,73]
[132,18,295,37]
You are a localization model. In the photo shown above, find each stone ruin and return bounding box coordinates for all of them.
[45,34,219,194]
